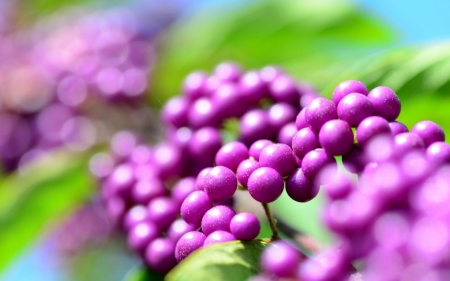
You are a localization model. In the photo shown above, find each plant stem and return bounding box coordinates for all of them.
[262,203,280,240]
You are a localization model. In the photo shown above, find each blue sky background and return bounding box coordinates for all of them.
[3,0,450,280]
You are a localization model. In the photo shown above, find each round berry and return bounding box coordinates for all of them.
[175,231,206,262]
[337,93,373,127]
[247,167,284,203]
[147,197,178,230]
[127,222,159,256]
[204,166,237,202]
[269,75,300,105]
[123,205,148,231]
[230,212,261,240]
[145,238,177,274]
[260,65,284,83]
[215,141,249,172]
[240,71,267,103]
[267,103,297,132]
[411,120,445,147]
[172,177,196,207]
[324,173,354,200]
[214,61,242,82]
[183,71,208,101]
[188,98,219,129]
[161,96,190,128]
[302,149,337,184]
[168,218,197,243]
[259,143,296,177]
[389,121,409,135]
[426,142,450,165]
[240,109,274,145]
[295,108,308,130]
[332,80,368,105]
[195,167,212,191]
[367,86,401,121]
[203,231,236,246]
[131,178,167,205]
[181,191,213,226]
[278,122,298,146]
[356,116,391,148]
[189,127,222,164]
[292,127,320,159]
[261,241,300,278]
[393,132,425,156]
[212,83,248,119]
[305,98,338,132]
[249,139,273,161]
[153,143,183,180]
[286,168,320,202]
[319,119,354,156]
[111,131,140,160]
[201,205,236,235]
[236,159,261,188]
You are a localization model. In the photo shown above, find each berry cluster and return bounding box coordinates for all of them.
[0,5,170,172]
[91,62,322,273]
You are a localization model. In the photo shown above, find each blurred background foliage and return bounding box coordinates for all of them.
[1,0,450,280]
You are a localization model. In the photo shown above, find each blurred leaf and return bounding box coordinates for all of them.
[150,0,396,105]
[166,240,268,281]
[323,41,450,136]
[123,266,164,281]
[0,150,94,272]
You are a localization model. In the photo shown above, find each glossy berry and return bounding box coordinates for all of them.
[203,231,236,246]
[332,80,368,105]
[203,166,237,202]
[267,103,297,132]
[189,127,222,164]
[195,167,212,191]
[188,98,219,129]
[168,218,197,243]
[175,231,206,262]
[147,197,178,230]
[201,205,236,235]
[240,109,274,145]
[389,121,409,136]
[131,178,167,205]
[261,241,300,278]
[230,212,261,240]
[236,159,261,188]
[127,221,159,256]
[295,108,308,130]
[212,83,248,119]
[305,98,338,132]
[259,143,296,177]
[123,205,148,231]
[278,122,298,146]
[337,93,373,127]
[145,238,177,274]
[324,173,354,200]
[181,191,213,226]
[393,132,425,156]
[269,75,300,105]
[367,86,401,121]
[319,119,354,156]
[292,127,320,159]
[426,142,450,165]
[172,177,196,207]
[214,61,242,82]
[302,149,337,184]
[153,143,183,180]
[286,168,320,202]
[411,120,445,147]
[247,167,284,203]
[215,141,249,172]
[183,71,207,101]
[161,96,189,128]
[240,71,268,103]
[356,116,391,148]
[249,139,273,161]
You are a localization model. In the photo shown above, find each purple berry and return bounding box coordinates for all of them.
[259,143,296,177]
[127,221,159,256]
[183,71,208,101]
[389,121,409,136]
[106,163,135,199]
[278,122,298,146]
[130,145,153,165]
[319,119,354,156]
[203,231,236,246]
[337,93,373,127]
[147,197,178,230]
[269,75,300,105]
[292,127,320,159]
[215,141,249,172]
[195,167,212,191]
[161,96,190,128]
[367,86,401,121]
[286,168,320,202]
[214,62,242,82]
[295,108,308,130]
[131,178,167,205]
[249,139,273,161]
[168,218,197,243]
[181,191,213,226]
[261,241,300,278]
[302,149,337,184]
[260,65,284,83]
[305,98,338,132]
[356,116,391,148]
[230,212,261,240]
[240,109,274,145]
[393,132,425,156]
[153,143,183,180]
[426,142,450,165]
[145,238,177,274]
[123,205,148,231]
[189,127,222,164]
[240,71,268,103]
[172,177,196,207]
[247,167,284,203]
[323,173,354,200]
[212,83,248,119]
[203,166,237,202]
[267,103,297,132]
[175,231,206,262]
[201,205,236,235]
[411,120,445,147]
[236,159,261,188]
[110,131,140,160]
[188,98,219,129]
[332,80,368,105]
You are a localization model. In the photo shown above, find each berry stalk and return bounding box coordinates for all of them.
[261,203,279,240]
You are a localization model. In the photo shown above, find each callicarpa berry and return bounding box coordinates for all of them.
[286,168,320,202]
[337,93,373,127]
[203,231,236,246]
[249,139,273,161]
[259,143,296,177]
[145,238,177,274]
[236,159,261,188]
[389,121,409,136]
[147,197,178,231]
[261,240,301,278]
[411,120,445,147]
[215,141,249,172]
[367,86,401,121]
[175,231,206,262]
[181,191,213,226]
[201,205,236,236]
[332,80,368,105]
[203,166,237,202]
[292,127,320,159]
[319,119,354,156]
[247,167,284,203]
[305,97,338,132]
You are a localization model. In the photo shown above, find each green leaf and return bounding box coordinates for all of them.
[0,150,94,272]
[150,0,396,106]
[166,240,268,281]
[123,266,164,281]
